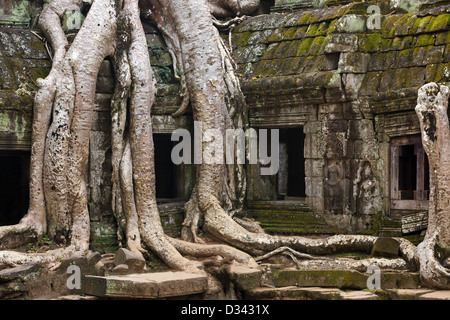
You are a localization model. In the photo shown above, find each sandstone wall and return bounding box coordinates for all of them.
[232,2,449,231]
[0,1,449,244]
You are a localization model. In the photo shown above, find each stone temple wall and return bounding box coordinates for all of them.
[0,0,449,249]
[232,1,449,231]
[0,14,195,251]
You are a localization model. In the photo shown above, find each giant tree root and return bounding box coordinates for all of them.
[0,0,430,286]
[414,83,450,289]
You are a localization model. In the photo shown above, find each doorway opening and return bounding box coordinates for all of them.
[390,135,429,211]
[153,133,184,202]
[0,151,30,226]
[278,127,306,200]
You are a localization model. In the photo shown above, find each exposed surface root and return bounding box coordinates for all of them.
[415,233,450,289]
[0,246,85,269]
[255,246,328,262]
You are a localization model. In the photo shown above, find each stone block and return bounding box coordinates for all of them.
[338,52,370,73]
[228,265,262,291]
[323,34,358,53]
[371,237,400,258]
[334,15,366,34]
[114,248,146,273]
[348,119,375,141]
[339,290,378,300]
[419,291,450,300]
[0,263,40,282]
[390,288,435,300]
[273,269,420,290]
[83,272,208,299]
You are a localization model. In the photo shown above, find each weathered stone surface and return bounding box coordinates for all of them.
[273,269,420,289]
[419,291,450,300]
[112,264,129,275]
[371,237,400,258]
[228,265,262,291]
[114,248,146,273]
[0,263,42,299]
[245,286,379,300]
[339,290,378,300]
[83,272,208,299]
[54,294,99,300]
[0,263,40,282]
[389,288,436,300]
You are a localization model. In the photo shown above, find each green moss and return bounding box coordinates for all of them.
[296,37,314,56]
[236,31,253,47]
[359,33,382,52]
[434,62,450,82]
[415,34,435,46]
[305,23,320,37]
[379,38,393,51]
[382,15,401,38]
[29,67,49,82]
[424,63,439,82]
[283,27,298,40]
[435,31,450,46]
[273,41,294,59]
[296,12,312,26]
[425,14,449,33]
[309,36,326,54]
[292,25,308,39]
[409,16,433,34]
[392,13,415,36]
[394,12,417,36]
[326,19,338,36]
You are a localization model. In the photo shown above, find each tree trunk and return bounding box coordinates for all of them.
[415,82,450,289]
[0,0,426,283]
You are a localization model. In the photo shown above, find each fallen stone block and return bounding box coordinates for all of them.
[83,272,208,299]
[389,288,435,300]
[114,248,146,273]
[228,265,262,291]
[339,290,379,300]
[419,291,450,300]
[0,263,40,282]
[371,237,400,258]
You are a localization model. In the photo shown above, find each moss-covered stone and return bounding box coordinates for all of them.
[381,15,401,38]
[305,23,320,37]
[273,269,421,290]
[292,25,308,39]
[236,31,253,47]
[409,16,433,35]
[295,37,314,56]
[435,31,450,46]
[425,14,449,33]
[296,11,313,26]
[415,34,435,47]
[359,33,382,52]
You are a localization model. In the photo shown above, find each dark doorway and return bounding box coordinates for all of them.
[278,127,306,199]
[390,135,430,212]
[0,151,30,226]
[153,134,177,200]
[398,144,416,199]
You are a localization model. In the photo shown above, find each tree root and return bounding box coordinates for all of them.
[0,246,85,269]
[415,233,450,289]
[255,246,328,262]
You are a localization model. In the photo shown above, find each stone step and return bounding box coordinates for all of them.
[271,269,421,290]
[83,272,208,299]
[247,209,345,235]
[244,286,379,300]
[246,200,310,211]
